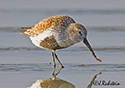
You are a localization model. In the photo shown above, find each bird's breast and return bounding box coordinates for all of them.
[29,30,63,50]
[55,33,79,48]
[29,29,79,50]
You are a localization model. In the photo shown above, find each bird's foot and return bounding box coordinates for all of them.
[61,65,64,68]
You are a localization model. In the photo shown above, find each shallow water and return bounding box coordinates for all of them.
[0,0,125,88]
[0,27,125,88]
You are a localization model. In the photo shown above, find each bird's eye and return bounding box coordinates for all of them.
[78,31,82,35]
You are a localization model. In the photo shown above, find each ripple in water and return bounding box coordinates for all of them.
[0,47,125,52]
[73,64,125,72]
[0,64,52,72]
[0,64,125,72]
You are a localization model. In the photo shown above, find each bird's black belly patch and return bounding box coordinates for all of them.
[40,36,62,50]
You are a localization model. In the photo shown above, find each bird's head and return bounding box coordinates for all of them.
[68,23,102,62]
[68,23,87,42]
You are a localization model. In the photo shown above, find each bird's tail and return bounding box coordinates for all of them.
[20,27,32,36]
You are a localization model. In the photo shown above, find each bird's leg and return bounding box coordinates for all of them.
[51,50,64,79]
[54,67,63,77]
[53,50,64,68]
[52,50,56,68]
[87,72,102,88]
[51,50,56,78]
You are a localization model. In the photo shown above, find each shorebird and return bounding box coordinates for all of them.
[20,15,102,68]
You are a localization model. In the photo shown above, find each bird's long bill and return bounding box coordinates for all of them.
[83,38,102,62]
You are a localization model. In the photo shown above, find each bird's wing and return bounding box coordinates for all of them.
[20,15,75,37]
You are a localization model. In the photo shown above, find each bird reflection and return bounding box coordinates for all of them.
[87,72,102,88]
[52,66,63,79]
[29,71,102,88]
[29,78,75,88]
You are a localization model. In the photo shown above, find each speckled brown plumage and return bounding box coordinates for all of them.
[39,35,63,50]
[21,15,75,37]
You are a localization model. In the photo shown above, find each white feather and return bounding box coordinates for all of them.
[30,30,54,48]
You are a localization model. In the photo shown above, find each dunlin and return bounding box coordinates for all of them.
[20,15,102,68]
